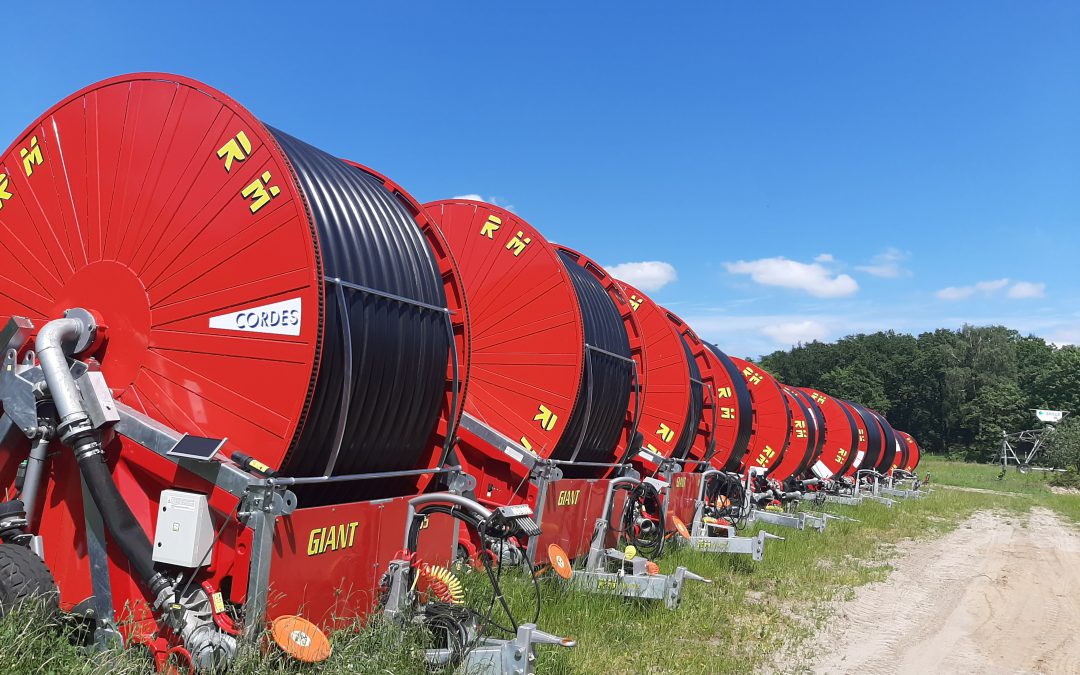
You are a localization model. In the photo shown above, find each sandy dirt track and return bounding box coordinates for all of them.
[811,508,1080,675]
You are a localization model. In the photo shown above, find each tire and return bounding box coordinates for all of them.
[1018,463,1032,474]
[0,544,59,617]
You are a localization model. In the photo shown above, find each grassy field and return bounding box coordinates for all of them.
[3,458,1078,674]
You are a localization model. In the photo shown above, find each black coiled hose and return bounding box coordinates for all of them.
[617,481,666,559]
[270,130,450,504]
[672,336,703,461]
[703,472,749,529]
[554,252,633,468]
[705,344,754,470]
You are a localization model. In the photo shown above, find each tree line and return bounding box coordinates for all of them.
[755,325,1080,462]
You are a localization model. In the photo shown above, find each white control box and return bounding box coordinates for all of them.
[153,490,214,568]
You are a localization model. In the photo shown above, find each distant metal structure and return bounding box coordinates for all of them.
[1000,410,1070,473]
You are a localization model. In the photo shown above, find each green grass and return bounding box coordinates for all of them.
[4,458,1080,674]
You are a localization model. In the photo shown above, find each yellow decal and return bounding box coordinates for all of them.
[241,171,281,213]
[211,591,225,614]
[20,136,43,177]
[835,447,849,464]
[534,404,558,431]
[628,294,643,311]
[505,230,532,256]
[716,386,732,398]
[720,406,735,420]
[812,392,827,404]
[0,174,10,210]
[656,423,674,443]
[674,476,687,488]
[742,366,762,386]
[755,445,776,466]
[480,214,502,238]
[307,521,359,556]
[217,131,252,172]
[520,436,533,452]
[794,420,808,439]
[557,489,581,507]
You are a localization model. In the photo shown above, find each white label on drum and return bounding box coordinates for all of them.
[210,298,302,336]
[812,460,833,479]
[853,450,866,468]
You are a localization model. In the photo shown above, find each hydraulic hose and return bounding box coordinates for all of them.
[76,450,169,598]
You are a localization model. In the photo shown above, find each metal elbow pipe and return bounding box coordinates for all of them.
[35,317,84,422]
[35,311,99,450]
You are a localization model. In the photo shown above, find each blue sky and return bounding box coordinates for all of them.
[5,2,1078,358]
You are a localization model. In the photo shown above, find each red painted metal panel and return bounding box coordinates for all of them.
[769,389,811,481]
[267,496,455,627]
[731,357,790,474]
[612,280,693,473]
[0,74,321,474]
[798,388,859,479]
[837,399,870,477]
[423,200,584,463]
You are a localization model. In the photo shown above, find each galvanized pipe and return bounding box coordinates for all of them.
[35,317,86,427]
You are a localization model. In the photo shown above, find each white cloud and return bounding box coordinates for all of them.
[1007,281,1046,299]
[856,247,910,278]
[814,253,834,263]
[761,320,830,346]
[724,256,858,298]
[451,194,516,213]
[606,261,678,292]
[936,278,1010,301]
[935,278,1044,302]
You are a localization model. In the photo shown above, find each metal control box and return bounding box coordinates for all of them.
[153,490,214,568]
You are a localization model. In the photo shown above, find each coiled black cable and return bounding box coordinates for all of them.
[672,336,703,461]
[270,130,450,504]
[554,252,633,468]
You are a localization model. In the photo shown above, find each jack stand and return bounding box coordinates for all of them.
[747,507,826,532]
[879,486,922,499]
[562,477,711,609]
[855,471,898,507]
[881,471,927,499]
[687,517,782,560]
[822,493,863,506]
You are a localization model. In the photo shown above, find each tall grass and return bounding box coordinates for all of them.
[3,457,1078,674]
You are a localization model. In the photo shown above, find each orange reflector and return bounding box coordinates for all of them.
[548,544,573,580]
[271,615,332,663]
[673,516,691,540]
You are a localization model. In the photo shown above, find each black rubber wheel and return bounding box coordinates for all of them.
[0,544,59,617]
[1018,463,1032,475]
